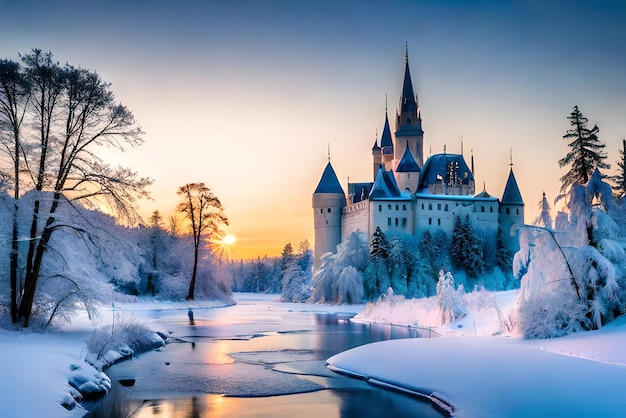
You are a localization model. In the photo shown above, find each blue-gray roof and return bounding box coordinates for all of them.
[314,162,345,194]
[396,144,420,172]
[418,153,474,192]
[369,168,402,199]
[400,61,417,115]
[349,182,374,203]
[501,168,524,205]
[380,113,394,155]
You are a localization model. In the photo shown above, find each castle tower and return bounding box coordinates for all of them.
[312,161,346,270]
[371,138,382,181]
[499,168,525,252]
[394,47,424,167]
[380,111,394,169]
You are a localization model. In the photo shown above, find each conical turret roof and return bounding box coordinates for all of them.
[369,167,402,199]
[400,56,417,115]
[501,168,523,205]
[396,143,420,172]
[380,112,393,155]
[314,162,345,194]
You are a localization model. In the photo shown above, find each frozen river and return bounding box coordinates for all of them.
[86,294,443,417]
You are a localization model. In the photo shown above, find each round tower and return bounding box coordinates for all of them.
[312,162,346,270]
[499,168,525,252]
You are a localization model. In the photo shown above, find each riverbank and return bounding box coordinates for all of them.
[0,298,234,418]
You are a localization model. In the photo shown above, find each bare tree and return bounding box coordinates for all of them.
[3,49,151,327]
[0,58,31,323]
[177,183,228,300]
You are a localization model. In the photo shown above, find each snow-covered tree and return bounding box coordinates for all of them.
[436,270,467,324]
[369,227,390,260]
[309,231,368,304]
[3,50,151,327]
[558,105,610,194]
[609,139,625,198]
[534,192,553,229]
[514,171,626,338]
[450,215,485,278]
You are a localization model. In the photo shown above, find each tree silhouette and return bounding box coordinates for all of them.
[558,105,610,193]
[177,183,228,300]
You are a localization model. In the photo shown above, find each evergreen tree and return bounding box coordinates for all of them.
[533,192,553,229]
[449,215,484,278]
[495,228,513,273]
[609,139,626,198]
[558,105,610,193]
[369,226,390,260]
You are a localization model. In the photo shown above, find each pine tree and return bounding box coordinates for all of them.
[495,228,512,273]
[609,139,626,198]
[449,215,484,278]
[533,192,553,229]
[558,105,610,193]
[369,226,390,260]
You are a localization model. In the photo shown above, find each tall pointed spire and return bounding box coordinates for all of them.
[399,47,417,115]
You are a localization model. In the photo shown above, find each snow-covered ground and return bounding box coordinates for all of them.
[0,299,230,418]
[331,289,626,417]
[3,291,626,417]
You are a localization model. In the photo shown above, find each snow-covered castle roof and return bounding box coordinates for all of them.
[369,167,403,199]
[396,143,421,173]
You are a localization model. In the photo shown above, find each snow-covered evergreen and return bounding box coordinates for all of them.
[514,170,626,338]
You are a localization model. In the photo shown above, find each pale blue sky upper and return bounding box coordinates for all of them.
[1,0,624,258]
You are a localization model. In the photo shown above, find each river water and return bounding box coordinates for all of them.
[86,294,443,417]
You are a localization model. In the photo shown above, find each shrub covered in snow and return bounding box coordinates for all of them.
[515,171,626,338]
[309,231,368,304]
[436,270,467,324]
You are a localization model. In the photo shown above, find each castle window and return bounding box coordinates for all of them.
[444,204,449,212]
[428,203,432,210]
[506,208,510,215]
[388,204,392,210]
[320,209,323,214]
[395,218,399,226]
[403,204,407,211]
[428,218,432,225]
[396,204,399,211]
[481,206,485,213]
[516,208,520,215]
[402,218,407,227]
[490,206,493,213]
[388,217,391,226]
[379,205,382,212]
[407,118,411,123]
[421,203,424,210]
[437,203,441,211]
[328,208,331,213]
[438,218,441,226]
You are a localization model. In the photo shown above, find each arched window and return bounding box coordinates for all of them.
[428,203,433,210]
[444,204,449,212]
[480,206,485,213]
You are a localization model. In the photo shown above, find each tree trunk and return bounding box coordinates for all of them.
[18,195,60,327]
[10,206,19,323]
[187,244,199,300]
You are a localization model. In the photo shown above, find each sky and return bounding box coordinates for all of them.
[0,0,625,259]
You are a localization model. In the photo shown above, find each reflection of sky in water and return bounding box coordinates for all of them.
[90,301,443,417]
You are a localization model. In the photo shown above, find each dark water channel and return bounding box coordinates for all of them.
[86,295,443,417]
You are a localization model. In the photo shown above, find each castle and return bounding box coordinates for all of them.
[312,50,525,270]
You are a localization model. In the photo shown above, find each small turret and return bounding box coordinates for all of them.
[380,112,394,168]
[312,162,346,270]
[499,168,525,251]
[371,137,382,182]
[395,141,420,193]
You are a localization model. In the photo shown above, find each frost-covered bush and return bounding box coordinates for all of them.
[309,231,368,304]
[85,317,165,370]
[515,171,626,338]
[281,263,312,302]
[436,270,467,324]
